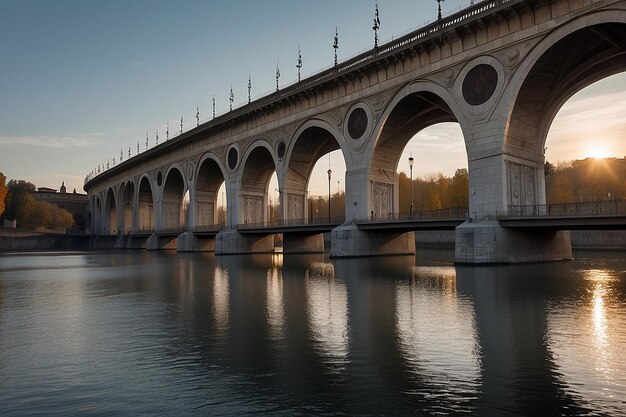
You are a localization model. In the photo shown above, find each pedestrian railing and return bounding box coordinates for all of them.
[238,216,345,230]
[358,207,468,223]
[500,200,626,218]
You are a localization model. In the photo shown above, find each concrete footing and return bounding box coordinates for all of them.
[215,229,275,254]
[330,224,416,258]
[455,221,572,264]
[147,234,178,250]
[282,233,325,254]
[176,231,216,252]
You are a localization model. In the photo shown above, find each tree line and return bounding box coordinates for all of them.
[0,176,75,230]
[545,157,626,204]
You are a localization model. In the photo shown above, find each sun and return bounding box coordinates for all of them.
[586,146,611,159]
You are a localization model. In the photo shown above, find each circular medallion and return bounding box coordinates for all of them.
[156,171,163,186]
[462,64,498,106]
[228,147,238,170]
[347,107,368,139]
[277,141,286,160]
[187,163,194,181]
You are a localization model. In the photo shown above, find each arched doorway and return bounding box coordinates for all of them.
[105,188,117,235]
[240,145,276,225]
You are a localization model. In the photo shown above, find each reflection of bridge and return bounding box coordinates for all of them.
[84,0,626,263]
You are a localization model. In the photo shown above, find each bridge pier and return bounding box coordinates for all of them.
[146,233,178,250]
[455,221,572,264]
[215,229,275,255]
[282,233,325,254]
[330,224,416,258]
[176,231,216,252]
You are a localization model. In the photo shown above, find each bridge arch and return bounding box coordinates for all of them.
[137,175,155,231]
[195,153,228,228]
[121,181,135,233]
[238,140,278,225]
[161,165,188,230]
[503,13,626,207]
[284,119,348,222]
[366,81,469,218]
[104,187,118,235]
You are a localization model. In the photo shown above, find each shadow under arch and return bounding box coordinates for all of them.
[138,175,155,231]
[505,17,626,158]
[284,119,347,222]
[367,81,469,217]
[239,140,278,225]
[121,180,135,233]
[162,165,187,230]
[104,187,117,235]
[195,153,227,228]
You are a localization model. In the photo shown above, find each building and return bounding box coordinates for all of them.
[32,182,88,229]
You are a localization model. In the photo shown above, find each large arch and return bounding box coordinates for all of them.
[138,176,154,231]
[239,141,278,225]
[284,120,346,222]
[162,166,187,230]
[504,16,626,207]
[195,154,227,227]
[367,82,469,218]
[104,188,117,235]
[121,181,135,233]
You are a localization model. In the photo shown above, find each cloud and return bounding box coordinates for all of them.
[0,134,99,148]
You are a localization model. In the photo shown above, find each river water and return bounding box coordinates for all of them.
[0,249,624,416]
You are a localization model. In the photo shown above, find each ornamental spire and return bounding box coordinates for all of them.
[333,27,339,67]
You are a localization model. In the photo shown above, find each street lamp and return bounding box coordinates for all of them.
[327,168,332,222]
[409,155,414,218]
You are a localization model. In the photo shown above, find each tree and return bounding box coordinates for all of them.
[0,171,7,217]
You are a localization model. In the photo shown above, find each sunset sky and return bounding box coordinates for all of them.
[1,0,624,197]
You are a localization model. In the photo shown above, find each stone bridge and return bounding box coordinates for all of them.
[84,0,626,263]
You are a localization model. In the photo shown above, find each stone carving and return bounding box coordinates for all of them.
[288,193,304,220]
[243,195,263,224]
[368,89,395,123]
[187,161,195,182]
[509,162,521,205]
[442,69,456,87]
[524,166,535,206]
[371,180,393,218]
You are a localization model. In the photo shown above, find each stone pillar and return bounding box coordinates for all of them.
[283,233,324,254]
[331,167,416,257]
[177,230,216,252]
[455,145,571,264]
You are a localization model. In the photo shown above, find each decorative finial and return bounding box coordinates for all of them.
[156,129,159,146]
[248,74,252,103]
[166,121,169,140]
[212,96,216,119]
[437,0,445,21]
[128,147,131,158]
[333,27,339,67]
[229,85,234,110]
[113,157,116,165]
[180,116,183,134]
[373,3,381,49]
[196,106,200,126]
[137,141,139,154]
[145,132,148,150]
[120,149,123,162]
[296,46,302,81]
[275,61,280,91]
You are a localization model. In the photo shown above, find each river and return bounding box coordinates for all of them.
[0,250,624,416]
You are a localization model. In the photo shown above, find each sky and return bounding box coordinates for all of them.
[0,0,624,198]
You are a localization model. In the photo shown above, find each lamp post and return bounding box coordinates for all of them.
[327,168,332,222]
[409,155,414,218]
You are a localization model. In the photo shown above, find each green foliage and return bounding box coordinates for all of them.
[1,179,75,230]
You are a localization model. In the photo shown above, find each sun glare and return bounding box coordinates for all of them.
[586,146,611,159]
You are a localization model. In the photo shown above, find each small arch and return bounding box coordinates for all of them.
[105,188,117,235]
[162,166,187,229]
[121,181,135,233]
[138,176,154,231]
[195,153,227,227]
[239,141,278,225]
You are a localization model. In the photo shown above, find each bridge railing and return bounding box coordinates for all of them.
[192,224,225,233]
[238,216,345,230]
[360,207,468,223]
[501,200,626,218]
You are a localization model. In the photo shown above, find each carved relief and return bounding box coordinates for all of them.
[243,195,263,224]
[287,193,304,220]
[371,180,393,218]
[509,162,521,205]
[524,166,535,206]
[326,107,344,127]
[367,89,395,123]
[508,161,537,208]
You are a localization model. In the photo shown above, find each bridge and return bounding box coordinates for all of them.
[83,0,626,263]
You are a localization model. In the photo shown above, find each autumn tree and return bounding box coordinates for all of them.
[0,171,7,217]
